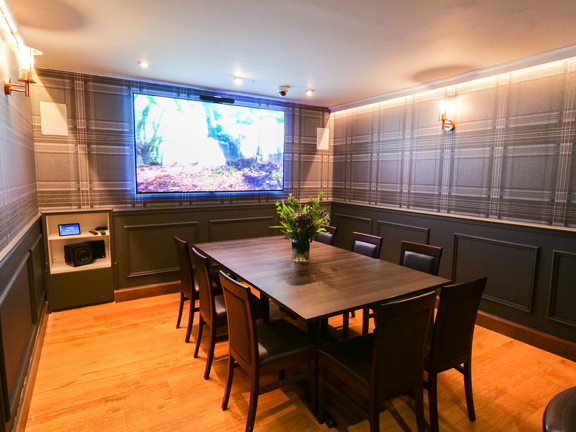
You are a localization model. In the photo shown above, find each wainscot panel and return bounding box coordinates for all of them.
[113,203,282,289]
[376,220,430,264]
[453,234,539,313]
[331,201,576,344]
[332,213,372,252]
[548,250,576,327]
[0,218,45,432]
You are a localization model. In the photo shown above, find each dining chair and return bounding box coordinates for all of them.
[317,290,437,432]
[316,225,337,246]
[543,386,576,432]
[400,241,443,276]
[219,271,318,432]
[173,236,201,343]
[342,232,384,338]
[426,277,487,432]
[191,247,229,380]
[351,232,383,259]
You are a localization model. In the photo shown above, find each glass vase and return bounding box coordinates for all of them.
[292,239,310,263]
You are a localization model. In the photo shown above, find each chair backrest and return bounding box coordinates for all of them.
[351,232,383,259]
[174,236,194,298]
[400,241,443,276]
[372,291,436,397]
[191,247,216,322]
[219,271,258,373]
[428,277,487,373]
[316,225,337,246]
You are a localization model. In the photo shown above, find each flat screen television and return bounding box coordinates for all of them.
[133,93,285,193]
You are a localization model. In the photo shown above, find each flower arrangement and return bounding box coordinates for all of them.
[273,193,330,242]
[273,193,330,262]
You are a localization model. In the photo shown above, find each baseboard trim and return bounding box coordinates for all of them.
[476,311,576,362]
[13,301,49,432]
[114,281,181,302]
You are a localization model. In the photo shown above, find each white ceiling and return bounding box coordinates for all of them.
[10,0,576,107]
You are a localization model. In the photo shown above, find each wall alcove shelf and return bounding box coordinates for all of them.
[42,209,115,310]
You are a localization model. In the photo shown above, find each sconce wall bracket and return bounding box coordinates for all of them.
[4,78,30,97]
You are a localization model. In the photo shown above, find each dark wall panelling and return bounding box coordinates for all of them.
[209,217,273,242]
[332,213,372,251]
[0,219,43,432]
[453,234,539,312]
[124,221,199,279]
[376,220,429,264]
[113,203,280,289]
[0,255,33,420]
[548,250,576,327]
[27,235,45,324]
[330,201,576,344]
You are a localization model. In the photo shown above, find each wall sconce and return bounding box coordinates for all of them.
[438,99,455,131]
[4,45,43,97]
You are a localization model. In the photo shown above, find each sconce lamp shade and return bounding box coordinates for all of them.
[4,45,43,97]
[438,99,455,131]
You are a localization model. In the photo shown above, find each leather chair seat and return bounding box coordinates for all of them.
[544,387,576,432]
[257,319,318,367]
[317,334,375,387]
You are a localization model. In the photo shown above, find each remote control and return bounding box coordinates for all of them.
[99,230,106,235]
[89,230,99,235]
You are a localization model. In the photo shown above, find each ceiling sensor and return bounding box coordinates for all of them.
[278,86,289,97]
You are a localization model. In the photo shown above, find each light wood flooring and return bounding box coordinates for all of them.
[25,293,576,432]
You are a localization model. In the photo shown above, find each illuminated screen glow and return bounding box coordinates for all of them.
[133,94,285,193]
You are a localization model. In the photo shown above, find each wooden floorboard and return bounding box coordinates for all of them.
[25,294,576,432]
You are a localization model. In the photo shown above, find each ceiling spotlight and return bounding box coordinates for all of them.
[306,89,314,96]
[234,77,242,85]
[138,61,150,69]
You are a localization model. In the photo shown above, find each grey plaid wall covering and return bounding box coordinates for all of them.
[331,58,576,228]
[32,70,331,210]
[0,44,38,257]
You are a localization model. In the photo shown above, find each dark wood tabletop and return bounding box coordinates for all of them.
[194,236,451,323]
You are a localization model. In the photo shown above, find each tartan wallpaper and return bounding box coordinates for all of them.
[0,31,39,257]
[31,70,331,210]
[331,58,576,228]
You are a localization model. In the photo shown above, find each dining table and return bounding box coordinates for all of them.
[193,236,451,335]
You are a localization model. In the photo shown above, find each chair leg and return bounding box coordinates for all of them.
[194,317,204,358]
[428,372,439,432]
[176,292,185,328]
[368,394,379,432]
[463,361,476,421]
[204,323,217,380]
[185,297,195,343]
[362,307,370,334]
[414,385,426,432]
[222,354,235,410]
[342,313,349,340]
[246,375,260,432]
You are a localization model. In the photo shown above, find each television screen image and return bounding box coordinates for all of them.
[133,94,285,193]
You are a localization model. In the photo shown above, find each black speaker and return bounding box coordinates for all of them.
[85,240,106,259]
[199,94,235,104]
[64,243,94,267]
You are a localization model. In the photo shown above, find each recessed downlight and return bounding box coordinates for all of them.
[234,77,242,85]
[138,61,150,69]
[306,89,314,96]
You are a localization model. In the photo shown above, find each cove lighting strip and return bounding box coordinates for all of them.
[0,0,23,46]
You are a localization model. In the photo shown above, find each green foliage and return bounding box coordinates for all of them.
[135,96,165,166]
[272,193,330,242]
